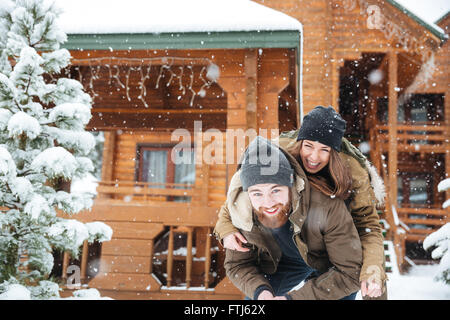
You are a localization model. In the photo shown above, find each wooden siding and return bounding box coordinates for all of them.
[55,1,449,297]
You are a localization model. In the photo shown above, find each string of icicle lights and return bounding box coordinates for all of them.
[66,57,220,108]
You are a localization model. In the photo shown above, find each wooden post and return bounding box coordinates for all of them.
[201,164,209,206]
[217,74,247,191]
[167,226,174,287]
[100,131,116,188]
[388,50,398,211]
[204,227,212,289]
[245,49,258,131]
[61,252,70,282]
[331,52,341,111]
[445,93,450,221]
[80,240,89,282]
[149,239,154,275]
[185,227,193,288]
[388,50,403,261]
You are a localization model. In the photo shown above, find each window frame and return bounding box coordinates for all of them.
[136,143,195,186]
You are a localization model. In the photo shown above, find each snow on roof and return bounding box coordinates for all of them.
[392,0,449,36]
[394,0,450,24]
[54,0,303,35]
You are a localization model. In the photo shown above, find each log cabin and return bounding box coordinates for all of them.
[54,0,302,299]
[53,0,448,299]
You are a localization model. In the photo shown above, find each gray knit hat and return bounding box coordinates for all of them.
[239,136,294,191]
[297,106,346,151]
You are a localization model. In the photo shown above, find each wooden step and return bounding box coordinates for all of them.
[88,272,161,292]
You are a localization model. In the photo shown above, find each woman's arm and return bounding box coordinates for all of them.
[213,203,249,251]
[342,154,387,291]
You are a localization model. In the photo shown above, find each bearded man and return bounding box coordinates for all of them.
[221,136,362,300]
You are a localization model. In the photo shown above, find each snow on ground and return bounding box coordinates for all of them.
[356,264,450,300]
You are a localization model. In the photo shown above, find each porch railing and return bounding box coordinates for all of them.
[371,124,449,153]
[395,206,448,239]
[154,225,218,289]
[60,225,221,291]
[96,180,195,201]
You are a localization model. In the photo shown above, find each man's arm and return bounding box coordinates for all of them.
[224,247,273,300]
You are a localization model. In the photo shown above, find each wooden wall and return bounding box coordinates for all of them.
[70,48,294,209]
[254,0,446,115]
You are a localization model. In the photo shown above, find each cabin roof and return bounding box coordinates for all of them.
[56,0,303,50]
[56,0,302,35]
[389,0,448,40]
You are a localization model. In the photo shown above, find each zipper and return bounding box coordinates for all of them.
[290,224,310,268]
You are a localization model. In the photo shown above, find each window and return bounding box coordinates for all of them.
[377,94,444,124]
[397,173,432,207]
[137,145,195,202]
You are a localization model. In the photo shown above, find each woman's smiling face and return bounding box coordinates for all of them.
[299,140,331,174]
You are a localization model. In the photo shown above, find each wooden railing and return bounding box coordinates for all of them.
[155,225,217,289]
[60,225,220,291]
[372,123,449,272]
[396,206,449,239]
[371,124,449,153]
[61,240,90,288]
[96,180,195,201]
[377,151,406,271]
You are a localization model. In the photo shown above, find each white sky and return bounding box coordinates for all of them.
[395,0,450,24]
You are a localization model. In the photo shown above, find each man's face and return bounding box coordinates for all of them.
[247,183,291,229]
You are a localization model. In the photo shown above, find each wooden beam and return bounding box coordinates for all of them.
[167,226,174,287]
[185,227,193,288]
[245,49,258,131]
[388,50,398,211]
[92,108,227,114]
[204,227,212,289]
[100,131,116,186]
[80,240,89,282]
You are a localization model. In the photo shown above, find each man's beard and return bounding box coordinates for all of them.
[254,201,292,229]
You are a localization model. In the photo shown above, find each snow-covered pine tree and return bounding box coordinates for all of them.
[423,178,450,285]
[0,0,111,299]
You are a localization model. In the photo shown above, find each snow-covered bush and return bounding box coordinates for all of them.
[0,0,111,298]
[423,178,450,285]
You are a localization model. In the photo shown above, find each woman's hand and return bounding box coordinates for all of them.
[361,279,382,298]
[257,290,275,300]
[223,232,249,252]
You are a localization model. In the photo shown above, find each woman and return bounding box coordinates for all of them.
[214,106,387,299]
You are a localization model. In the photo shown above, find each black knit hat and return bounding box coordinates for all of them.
[297,106,346,151]
[240,136,294,191]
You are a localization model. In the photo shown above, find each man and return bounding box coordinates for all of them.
[222,136,362,299]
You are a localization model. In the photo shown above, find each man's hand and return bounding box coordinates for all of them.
[223,232,249,252]
[361,280,382,298]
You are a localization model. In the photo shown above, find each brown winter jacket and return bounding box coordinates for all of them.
[214,131,387,285]
[222,145,362,299]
